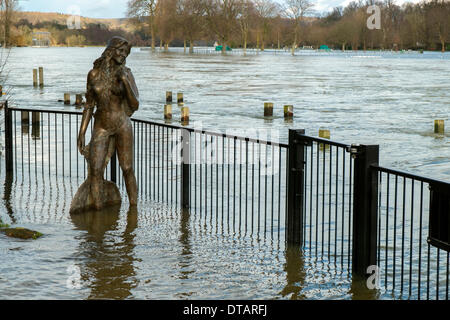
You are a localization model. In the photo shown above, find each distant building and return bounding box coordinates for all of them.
[32,32,51,47]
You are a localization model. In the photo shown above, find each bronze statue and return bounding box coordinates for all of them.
[70,37,139,214]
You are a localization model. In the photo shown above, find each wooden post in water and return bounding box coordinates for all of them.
[264,102,273,117]
[75,94,83,106]
[21,111,29,125]
[319,128,330,140]
[166,91,172,103]
[33,69,38,87]
[284,105,293,118]
[164,104,172,120]
[38,67,44,87]
[64,93,71,105]
[319,128,330,150]
[32,112,41,139]
[181,106,189,124]
[434,120,445,134]
[177,92,184,104]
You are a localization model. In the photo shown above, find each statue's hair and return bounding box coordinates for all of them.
[91,37,132,103]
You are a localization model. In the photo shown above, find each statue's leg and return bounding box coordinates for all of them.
[116,119,138,206]
[89,128,111,210]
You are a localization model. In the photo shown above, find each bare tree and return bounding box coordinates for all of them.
[177,0,206,53]
[253,0,278,50]
[204,0,242,52]
[0,0,18,47]
[127,0,158,50]
[282,0,315,55]
[425,0,450,52]
[156,0,178,50]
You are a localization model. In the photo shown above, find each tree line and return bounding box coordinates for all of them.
[0,0,449,51]
[127,0,450,52]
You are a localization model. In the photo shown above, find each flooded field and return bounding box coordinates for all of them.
[0,48,449,299]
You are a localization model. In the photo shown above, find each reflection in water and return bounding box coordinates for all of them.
[2,172,16,224]
[71,205,138,299]
[280,245,306,300]
[176,208,194,298]
[349,275,380,300]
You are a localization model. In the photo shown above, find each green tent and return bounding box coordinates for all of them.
[319,45,330,51]
[215,45,232,51]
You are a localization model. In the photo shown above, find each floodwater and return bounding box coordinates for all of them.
[0,47,449,300]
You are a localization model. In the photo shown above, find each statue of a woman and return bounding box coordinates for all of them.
[70,37,139,214]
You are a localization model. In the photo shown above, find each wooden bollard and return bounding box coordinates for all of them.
[166,91,172,103]
[32,112,40,139]
[434,120,445,134]
[33,69,38,87]
[264,102,273,117]
[32,111,40,124]
[64,93,71,105]
[177,92,184,104]
[319,128,330,150]
[164,104,172,120]
[284,105,293,118]
[319,129,330,139]
[75,94,83,106]
[181,106,189,123]
[0,85,2,96]
[21,111,29,125]
[38,67,44,87]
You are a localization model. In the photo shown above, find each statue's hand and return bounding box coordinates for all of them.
[77,134,85,155]
[117,68,129,83]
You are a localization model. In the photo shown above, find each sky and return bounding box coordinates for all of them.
[19,0,421,19]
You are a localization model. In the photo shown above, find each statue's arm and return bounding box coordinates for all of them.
[77,69,96,154]
[120,68,139,112]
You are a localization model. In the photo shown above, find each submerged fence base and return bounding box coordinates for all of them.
[2,102,449,299]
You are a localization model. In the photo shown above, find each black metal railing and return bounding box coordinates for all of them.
[2,101,449,300]
[374,166,450,300]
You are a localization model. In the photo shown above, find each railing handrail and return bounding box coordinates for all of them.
[9,106,289,148]
[371,164,450,186]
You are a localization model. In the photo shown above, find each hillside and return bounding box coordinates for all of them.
[17,11,135,33]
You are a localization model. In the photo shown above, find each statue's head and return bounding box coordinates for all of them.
[107,36,132,65]
[94,36,132,69]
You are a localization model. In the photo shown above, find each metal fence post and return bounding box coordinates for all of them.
[351,144,379,278]
[110,151,117,183]
[181,128,190,209]
[287,129,306,246]
[4,101,13,173]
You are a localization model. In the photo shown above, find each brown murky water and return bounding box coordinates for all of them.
[0,48,449,299]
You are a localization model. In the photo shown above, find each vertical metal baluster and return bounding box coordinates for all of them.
[409,180,415,297]
[271,145,274,237]
[69,114,71,178]
[436,249,440,300]
[341,150,345,267]
[233,137,236,233]
[211,135,214,225]
[328,145,332,259]
[279,146,282,238]
[386,173,390,288]
[316,142,319,257]
[62,114,65,178]
[258,142,261,234]
[310,144,313,251]
[239,139,242,232]
[418,181,424,299]
[393,175,398,291]
[251,141,255,234]
[427,242,430,299]
[348,153,352,270]
[245,140,249,234]
[322,143,325,256]
[335,146,338,264]
[401,177,406,293]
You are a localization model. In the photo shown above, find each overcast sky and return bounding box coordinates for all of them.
[19,0,420,19]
